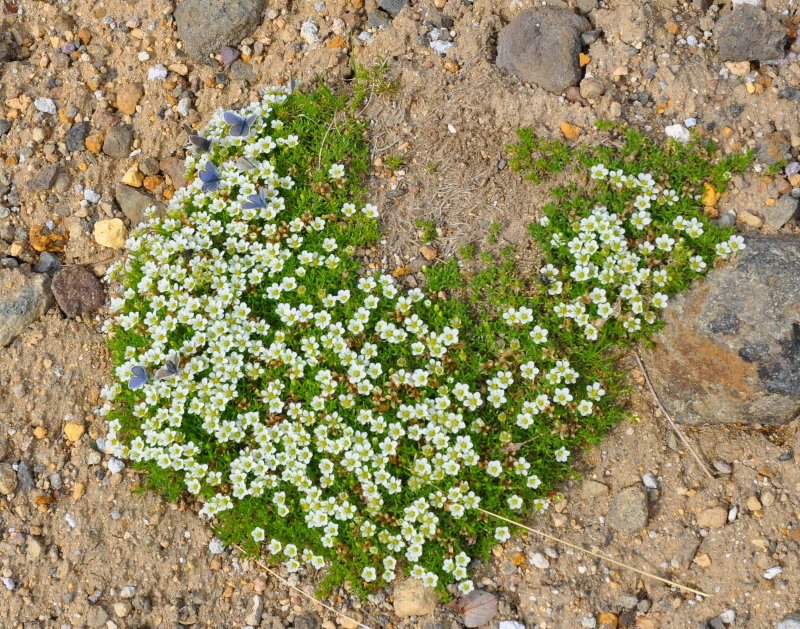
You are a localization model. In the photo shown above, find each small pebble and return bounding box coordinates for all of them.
[642,473,658,489]
[529,552,550,570]
[34,97,57,114]
[107,458,125,474]
[764,566,782,579]
[2,577,15,591]
[719,610,736,624]
[147,65,168,81]
[137,51,150,61]
[208,538,225,554]
[84,189,101,204]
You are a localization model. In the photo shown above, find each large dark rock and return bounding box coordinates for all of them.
[51,266,105,318]
[174,0,266,62]
[642,235,800,425]
[496,8,590,93]
[0,268,53,346]
[715,5,788,62]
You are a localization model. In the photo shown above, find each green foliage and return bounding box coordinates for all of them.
[385,154,404,170]
[102,80,751,602]
[415,218,437,243]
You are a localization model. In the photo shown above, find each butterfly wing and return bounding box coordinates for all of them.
[224,111,247,136]
[242,189,266,210]
[199,161,218,192]
[156,353,180,380]
[182,123,211,152]
[129,365,149,390]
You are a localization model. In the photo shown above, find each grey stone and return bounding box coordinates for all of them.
[66,122,88,152]
[0,41,11,62]
[220,45,240,67]
[421,5,454,29]
[0,463,17,495]
[575,0,597,13]
[34,252,62,275]
[51,266,105,319]
[15,461,33,491]
[642,235,800,424]
[293,611,321,629]
[756,132,791,166]
[496,8,591,93]
[606,485,648,535]
[777,612,800,629]
[708,618,725,629]
[175,0,266,61]
[616,594,639,610]
[132,595,152,613]
[764,196,798,230]
[115,185,162,226]
[579,77,605,99]
[0,268,53,347]
[715,5,788,62]
[0,120,11,136]
[368,9,391,28]
[27,165,59,192]
[779,87,800,102]
[245,595,264,626]
[378,0,409,17]
[86,606,109,628]
[230,59,258,83]
[102,125,133,158]
[140,156,161,177]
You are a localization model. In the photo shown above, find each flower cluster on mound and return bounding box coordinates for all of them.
[99,87,743,594]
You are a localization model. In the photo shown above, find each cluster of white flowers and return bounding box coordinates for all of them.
[100,89,744,592]
[538,164,747,341]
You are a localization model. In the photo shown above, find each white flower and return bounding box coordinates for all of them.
[328,163,345,179]
[486,460,503,477]
[554,446,570,462]
[361,566,377,582]
[251,527,265,542]
[590,163,609,180]
[507,495,523,510]
[494,526,511,542]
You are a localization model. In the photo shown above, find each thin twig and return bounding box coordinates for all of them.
[633,350,715,481]
[477,508,711,598]
[236,546,376,629]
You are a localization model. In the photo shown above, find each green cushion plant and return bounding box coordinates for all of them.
[100,82,750,597]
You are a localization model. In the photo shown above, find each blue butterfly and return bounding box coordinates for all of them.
[182,123,211,153]
[128,365,150,390]
[155,352,180,380]
[223,111,257,137]
[242,188,267,210]
[198,160,219,192]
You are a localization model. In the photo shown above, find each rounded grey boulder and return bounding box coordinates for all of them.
[641,235,800,425]
[175,0,267,62]
[496,8,591,93]
[715,5,788,62]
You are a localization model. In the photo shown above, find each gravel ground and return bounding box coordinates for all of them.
[1,0,799,628]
